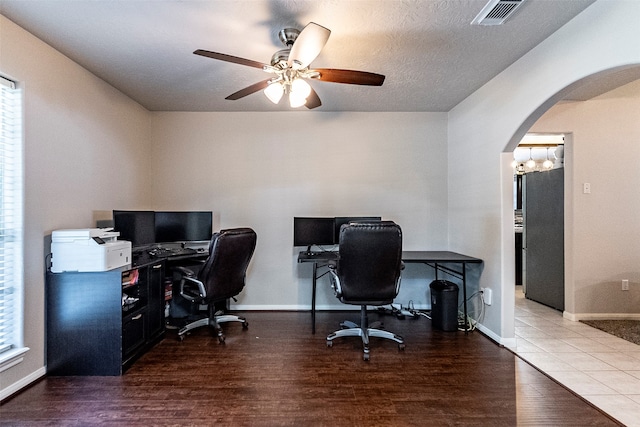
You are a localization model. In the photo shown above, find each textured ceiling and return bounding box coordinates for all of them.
[0,0,613,112]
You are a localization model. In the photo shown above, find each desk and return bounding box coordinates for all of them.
[298,250,482,334]
[46,250,209,375]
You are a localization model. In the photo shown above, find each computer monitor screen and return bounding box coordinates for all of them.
[293,217,335,247]
[154,211,213,243]
[112,210,156,248]
[334,216,382,243]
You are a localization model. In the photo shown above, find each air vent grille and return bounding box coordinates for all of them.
[471,0,526,26]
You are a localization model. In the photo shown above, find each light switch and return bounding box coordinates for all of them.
[583,183,591,194]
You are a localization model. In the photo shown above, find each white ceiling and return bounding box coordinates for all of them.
[3,0,633,113]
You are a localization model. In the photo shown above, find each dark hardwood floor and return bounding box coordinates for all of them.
[1,311,621,426]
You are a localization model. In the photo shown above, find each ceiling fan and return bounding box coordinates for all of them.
[194,22,385,109]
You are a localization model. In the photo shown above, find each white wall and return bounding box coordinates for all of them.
[530,80,640,317]
[448,0,640,342]
[149,112,449,310]
[0,15,152,399]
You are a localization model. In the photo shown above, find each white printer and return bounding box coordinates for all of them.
[51,228,132,273]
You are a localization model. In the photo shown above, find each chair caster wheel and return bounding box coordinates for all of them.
[363,352,370,361]
[218,335,226,344]
[178,335,185,342]
[399,343,406,351]
[242,321,249,329]
[326,340,333,348]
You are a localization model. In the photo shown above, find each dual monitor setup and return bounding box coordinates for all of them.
[293,216,382,253]
[113,210,213,251]
[115,212,378,254]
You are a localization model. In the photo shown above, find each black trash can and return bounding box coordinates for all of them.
[429,280,459,331]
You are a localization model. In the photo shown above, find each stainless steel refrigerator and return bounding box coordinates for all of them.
[522,168,564,310]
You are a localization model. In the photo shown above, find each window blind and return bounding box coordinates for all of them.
[0,75,23,356]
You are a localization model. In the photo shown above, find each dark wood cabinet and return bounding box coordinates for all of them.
[47,260,165,375]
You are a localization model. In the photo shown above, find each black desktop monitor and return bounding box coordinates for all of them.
[334,216,382,243]
[112,210,156,248]
[293,217,335,249]
[154,211,213,243]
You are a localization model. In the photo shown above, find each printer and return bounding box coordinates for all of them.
[51,228,132,273]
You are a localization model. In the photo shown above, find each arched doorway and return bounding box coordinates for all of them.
[502,68,640,337]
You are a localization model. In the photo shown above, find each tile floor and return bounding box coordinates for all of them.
[506,287,640,426]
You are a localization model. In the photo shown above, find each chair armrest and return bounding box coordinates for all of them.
[327,261,342,297]
[396,261,405,295]
[179,276,207,302]
[174,266,196,277]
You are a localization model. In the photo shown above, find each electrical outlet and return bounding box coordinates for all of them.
[622,279,629,291]
[482,287,492,305]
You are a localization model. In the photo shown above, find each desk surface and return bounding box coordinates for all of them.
[298,250,482,264]
[401,251,482,264]
[133,250,208,268]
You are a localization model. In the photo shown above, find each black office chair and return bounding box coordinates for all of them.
[326,221,405,360]
[174,227,257,343]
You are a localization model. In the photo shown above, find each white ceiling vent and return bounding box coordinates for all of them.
[471,0,526,26]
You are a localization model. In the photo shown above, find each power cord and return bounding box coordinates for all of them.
[376,303,420,320]
[389,291,486,330]
[391,302,420,319]
[398,300,432,320]
[457,290,485,332]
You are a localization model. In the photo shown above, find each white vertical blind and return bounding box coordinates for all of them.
[0,75,23,355]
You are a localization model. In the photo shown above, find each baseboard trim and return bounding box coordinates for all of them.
[475,322,515,347]
[0,366,46,402]
[564,312,640,322]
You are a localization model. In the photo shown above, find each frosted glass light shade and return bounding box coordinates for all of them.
[289,79,312,108]
[264,82,284,104]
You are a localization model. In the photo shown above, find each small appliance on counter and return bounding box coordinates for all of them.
[51,228,131,273]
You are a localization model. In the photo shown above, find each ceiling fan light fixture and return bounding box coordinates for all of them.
[264,82,284,104]
[194,21,384,110]
[289,78,312,108]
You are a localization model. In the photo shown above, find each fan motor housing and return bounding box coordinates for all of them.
[271,49,290,67]
[278,28,300,46]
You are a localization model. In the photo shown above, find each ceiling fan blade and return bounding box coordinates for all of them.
[288,22,331,69]
[305,86,322,109]
[312,68,385,86]
[225,79,271,100]
[194,49,268,70]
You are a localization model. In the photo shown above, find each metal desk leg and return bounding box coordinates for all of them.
[311,262,317,334]
[462,262,468,333]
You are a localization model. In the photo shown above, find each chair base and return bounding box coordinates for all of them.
[326,306,405,360]
[178,307,248,343]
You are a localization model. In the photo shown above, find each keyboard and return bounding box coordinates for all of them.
[148,247,197,258]
[304,251,338,259]
[170,248,197,257]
